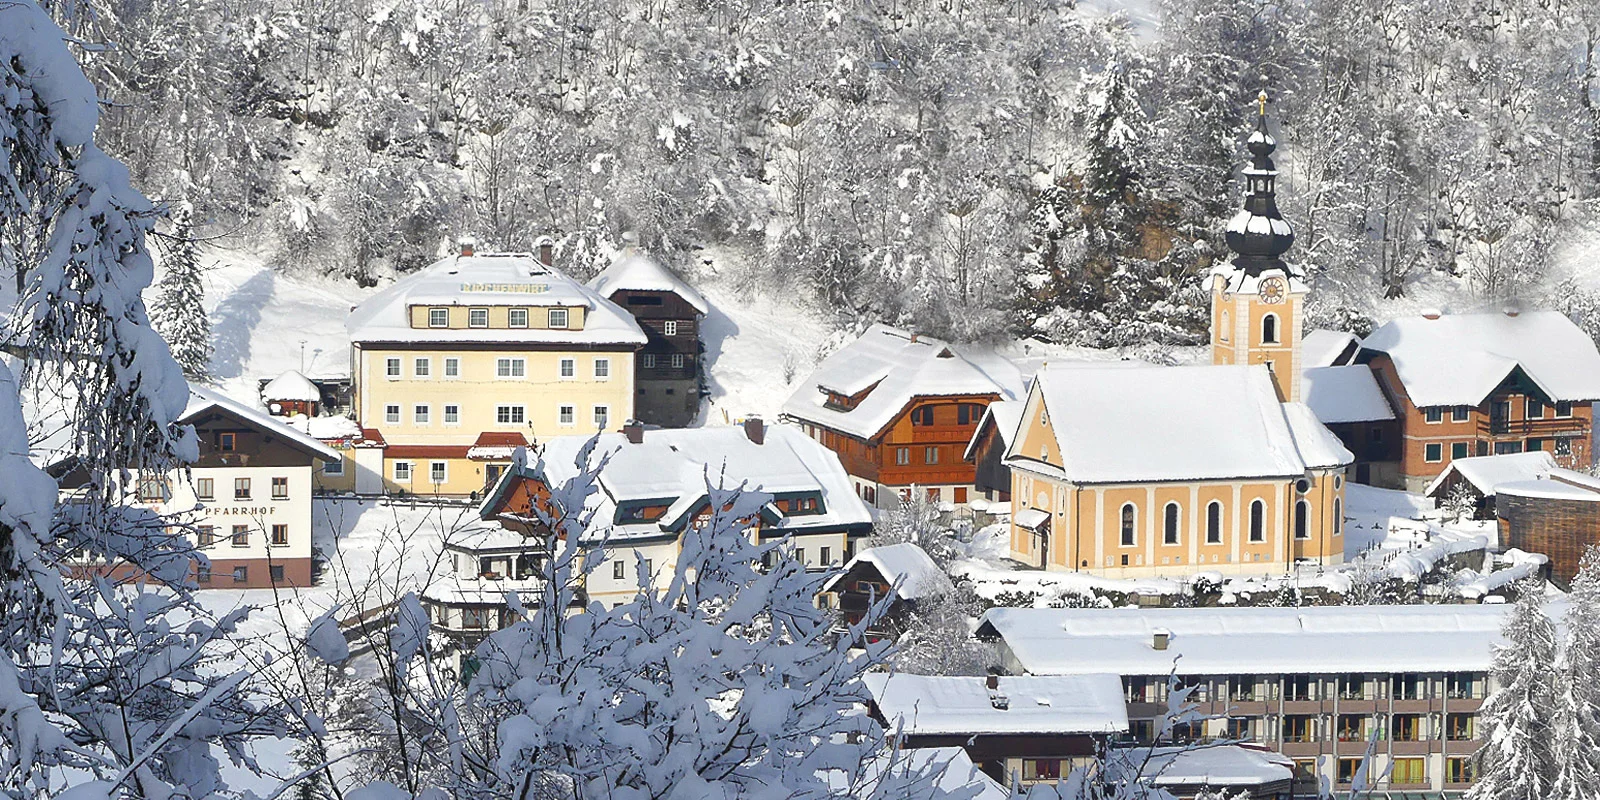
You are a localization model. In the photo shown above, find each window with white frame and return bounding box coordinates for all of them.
[385,404,400,424]
[671,353,685,369]
[496,357,526,378]
[323,459,344,475]
[642,353,656,368]
[444,357,459,378]
[469,307,489,328]
[593,405,609,429]
[497,405,525,424]
[594,358,610,379]
[414,404,430,424]
[394,462,412,481]
[430,461,447,484]
[509,308,528,328]
[385,357,401,378]
[663,320,678,336]
[444,404,459,424]
[559,358,575,378]
[428,308,448,327]
[548,308,569,328]
[559,405,575,425]
[414,357,430,377]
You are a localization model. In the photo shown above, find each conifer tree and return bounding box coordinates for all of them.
[1551,549,1600,800]
[150,205,213,380]
[1468,583,1558,800]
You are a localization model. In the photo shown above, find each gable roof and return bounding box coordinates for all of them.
[1281,402,1355,469]
[1009,365,1337,484]
[823,542,954,600]
[586,251,709,314]
[346,252,647,346]
[1360,310,1600,407]
[1301,329,1361,368]
[962,399,1024,461]
[261,370,321,403]
[480,424,872,542]
[977,604,1509,676]
[1302,365,1395,424]
[781,324,1023,440]
[1424,451,1558,498]
[182,386,341,462]
[862,673,1128,736]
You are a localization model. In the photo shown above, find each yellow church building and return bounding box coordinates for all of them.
[345,245,646,496]
[1005,96,1353,577]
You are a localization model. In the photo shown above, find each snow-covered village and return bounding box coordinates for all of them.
[12,0,1600,798]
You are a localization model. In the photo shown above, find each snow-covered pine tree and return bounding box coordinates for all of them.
[1551,549,1600,800]
[1468,583,1558,800]
[150,204,213,379]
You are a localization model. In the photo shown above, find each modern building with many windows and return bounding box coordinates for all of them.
[345,246,646,496]
[977,605,1503,796]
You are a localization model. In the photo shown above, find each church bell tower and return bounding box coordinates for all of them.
[1211,92,1306,402]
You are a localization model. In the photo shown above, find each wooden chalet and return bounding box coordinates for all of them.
[587,247,709,427]
[963,400,1023,503]
[820,542,952,641]
[781,324,1023,509]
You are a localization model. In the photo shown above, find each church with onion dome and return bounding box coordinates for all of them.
[998,95,1356,578]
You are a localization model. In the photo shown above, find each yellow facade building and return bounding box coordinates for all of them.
[1004,97,1351,577]
[346,249,646,496]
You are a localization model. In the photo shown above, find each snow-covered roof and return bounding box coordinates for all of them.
[781,324,1023,440]
[261,370,322,403]
[1209,264,1309,296]
[283,414,363,442]
[842,747,1011,800]
[1301,329,1361,368]
[1281,402,1355,469]
[1010,365,1344,484]
[1104,745,1294,789]
[1303,365,1394,424]
[1497,468,1600,503]
[963,400,1024,461]
[1361,310,1600,406]
[346,252,647,346]
[586,250,709,315]
[1424,451,1558,498]
[824,543,953,600]
[485,424,872,542]
[862,673,1128,736]
[978,604,1509,676]
[182,386,341,462]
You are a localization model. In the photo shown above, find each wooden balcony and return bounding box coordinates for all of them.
[1479,416,1589,439]
[893,425,983,444]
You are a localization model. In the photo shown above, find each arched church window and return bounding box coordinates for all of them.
[1249,500,1265,542]
[1164,502,1181,545]
[1262,314,1279,344]
[1206,501,1222,544]
[1295,500,1310,540]
[1120,504,1136,547]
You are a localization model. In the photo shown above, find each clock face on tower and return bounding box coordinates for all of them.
[1258,276,1287,305]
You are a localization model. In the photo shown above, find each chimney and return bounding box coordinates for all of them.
[1152,628,1171,651]
[1504,305,1521,318]
[910,333,919,343]
[535,235,554,267]
[743,416,765,445]
[986,674,1000,691]
[459,236,476,257]
[623,420,644,444]
[1420,308,1441,321]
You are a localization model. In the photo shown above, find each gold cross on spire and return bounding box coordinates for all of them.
[1258,90,1268,117]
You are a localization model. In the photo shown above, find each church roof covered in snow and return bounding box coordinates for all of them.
[1009,365,1346,484]
[977,604,1510,676]
[1301,329,1361,368]
[586,251,709,314]
[1425,451,1559,498]
[781,324,1023,440]
[862,673,1128,736]
[822,542,953,600]
[480,424,872,542]
[182,386,341,462]
[1360,310,1600,407]
[261,370,321,403]
[346,252,646,346]
[1302,365,1395,424]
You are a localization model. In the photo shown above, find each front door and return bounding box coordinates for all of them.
[485,463,506,490]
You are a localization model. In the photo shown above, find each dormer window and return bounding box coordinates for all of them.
[548,308,569,329]
[428,308,449,328]
[469,307,489,328]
